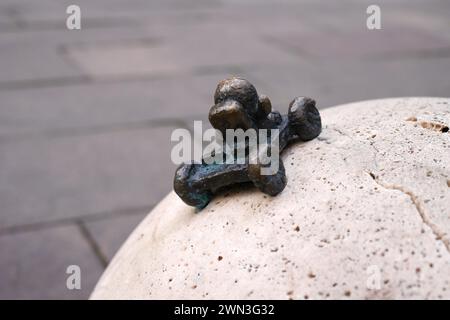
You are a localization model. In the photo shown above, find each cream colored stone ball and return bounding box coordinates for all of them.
[91,97,450,299]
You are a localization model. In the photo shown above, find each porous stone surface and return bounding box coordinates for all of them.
[91,98,450,299]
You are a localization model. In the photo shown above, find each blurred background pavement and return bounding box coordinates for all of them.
[0,0,449,298]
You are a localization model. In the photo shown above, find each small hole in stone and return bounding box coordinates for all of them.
[442,126,449,133]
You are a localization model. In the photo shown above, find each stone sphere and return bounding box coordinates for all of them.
[92,98,450,299]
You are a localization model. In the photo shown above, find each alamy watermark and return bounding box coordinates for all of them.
[66,265,81,290]
[171,121,280,175]
[366,5,381,30]
[66,5,81,30]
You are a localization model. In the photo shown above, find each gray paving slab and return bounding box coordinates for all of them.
[0,4,19,29]
[0,23,153,48]
[65,19,301,79]
[0,224,104,299]
[387,3,450,42]
[0,74,229,136]
[0,41,84,84]
[245,57,450,109]
[5,0,220,23]
[0,126,178,230]
[84,211,148,262]
[267,23,449,59]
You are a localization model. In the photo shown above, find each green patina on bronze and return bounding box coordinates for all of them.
[174,77,322,209]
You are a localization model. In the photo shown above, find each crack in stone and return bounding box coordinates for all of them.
[367,171,450,254]
[331,127,352,140]
[331,127,379,168]
[330,126,449,254]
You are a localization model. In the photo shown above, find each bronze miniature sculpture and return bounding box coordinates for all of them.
[174,77,322,209]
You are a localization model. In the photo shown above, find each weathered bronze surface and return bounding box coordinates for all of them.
[174,77,322,209]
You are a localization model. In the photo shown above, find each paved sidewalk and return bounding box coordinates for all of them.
[0,0,449,299]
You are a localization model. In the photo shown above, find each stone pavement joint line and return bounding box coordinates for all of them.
[77,220,109,268]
